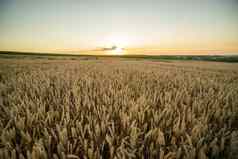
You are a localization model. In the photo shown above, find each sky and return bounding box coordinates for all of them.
[0,0,238,55]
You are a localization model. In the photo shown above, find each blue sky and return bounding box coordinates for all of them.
[0,0,238,54]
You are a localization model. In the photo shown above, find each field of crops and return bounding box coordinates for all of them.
[0,58,238,159]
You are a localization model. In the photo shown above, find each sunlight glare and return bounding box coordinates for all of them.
[113,47,124,55]
[104,35,131,48]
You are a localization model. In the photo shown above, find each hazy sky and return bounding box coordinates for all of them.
[0,0,238,54]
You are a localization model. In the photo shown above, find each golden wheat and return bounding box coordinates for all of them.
[0,59,238,159]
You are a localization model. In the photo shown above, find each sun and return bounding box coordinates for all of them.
[102,35,131,55]
[103,45,125,55]
[113,46,124,55]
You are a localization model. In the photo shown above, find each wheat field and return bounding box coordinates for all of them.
[0,58,238,159]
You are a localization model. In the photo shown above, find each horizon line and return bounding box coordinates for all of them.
[1,50,238,56]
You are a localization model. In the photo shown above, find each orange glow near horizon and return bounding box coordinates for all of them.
[1,32,238,55]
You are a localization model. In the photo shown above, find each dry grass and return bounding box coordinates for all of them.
[0,59,238,159]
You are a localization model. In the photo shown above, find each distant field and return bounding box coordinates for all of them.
[0,57,238,159]
[1,51,238,63]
